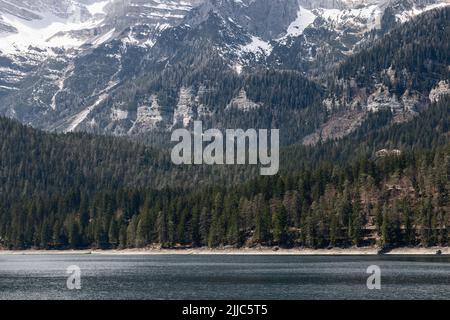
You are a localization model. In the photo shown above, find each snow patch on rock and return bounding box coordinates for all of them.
[284,6,316,38]
[111,108,129,121]
[239,36,272,58]
[396,2,450,23]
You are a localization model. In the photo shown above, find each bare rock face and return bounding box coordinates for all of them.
[1,0,449,138]
[239,0,300,40]
[0,0,93,96]
[186,0,299,41]
[227,89,261,111]
[366,85,403,113]
[365,85,422,114]
[375,149,402,157]
[110,108,129,122]
[0,0,204,132]
[173,87,196,128]
[302,110,367,145]
[0,18,17,33]
[305,82,428,146]
[129,95,171,133]
[172,86,214,128]
[429,80,450,103]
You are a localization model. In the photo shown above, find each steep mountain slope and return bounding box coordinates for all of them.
[1,0,450,252]
[0,115,262,192]
[0,0,326,143]
[0,0,104,98]
[1,94,450,249]
[0,0,449,141]
[303,6,450,145]
[265,0,450,74]
[0,0,201,98]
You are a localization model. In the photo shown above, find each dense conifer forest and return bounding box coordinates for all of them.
[335,8,450,97]
[1,95,449,250]
[1,6,450,251]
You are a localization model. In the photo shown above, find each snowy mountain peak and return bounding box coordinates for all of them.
[1,0,450,135]
[0,0,110,53]
[0,0,204,53]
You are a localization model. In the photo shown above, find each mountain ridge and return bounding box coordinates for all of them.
[0,0,449,143]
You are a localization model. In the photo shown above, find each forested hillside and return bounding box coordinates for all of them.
[1,95,449,249]
[1,2,450,251]
[287,95,450,168]
[335,7,450,100]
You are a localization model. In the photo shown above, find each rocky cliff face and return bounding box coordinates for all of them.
[0,0,449,139]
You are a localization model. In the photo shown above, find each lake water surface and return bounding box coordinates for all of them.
[1,254,449,300]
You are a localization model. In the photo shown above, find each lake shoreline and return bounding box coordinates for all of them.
[0,246,448,256]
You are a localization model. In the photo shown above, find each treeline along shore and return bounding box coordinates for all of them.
[1,97,450,251]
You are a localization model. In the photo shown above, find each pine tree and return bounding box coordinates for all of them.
[157,211,170,247]
[68,219,81,249]
[254,204,270,244]
[199,207,211,246]
[272,205,288,246]
[350,194,364,247]
[40,219,52,249]
[108,219,119,248]
[118,223,127,249]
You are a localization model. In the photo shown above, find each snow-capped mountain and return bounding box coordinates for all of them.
[0,0,205,52]
[0,0,449,138]
[0,0,96,51]
[0,0,203,96]
[0,0,106,96]
[266,0,450,73]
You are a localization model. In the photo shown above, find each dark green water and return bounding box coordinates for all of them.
[0,255,449,300]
